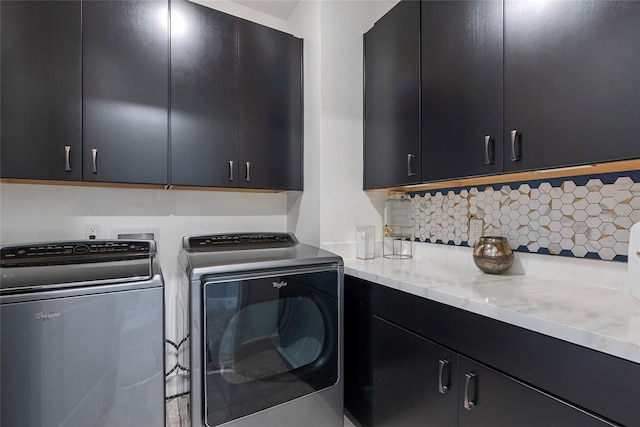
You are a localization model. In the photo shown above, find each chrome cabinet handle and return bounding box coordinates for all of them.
[438,359,450,394]
[510,129,519,161]
[64,145,72,171]
[245,161,251,182]
[407,153,416,177]
[484,135,493,165]
[91,148,98,173]
[229,160,234,181]
[463,372,477,410]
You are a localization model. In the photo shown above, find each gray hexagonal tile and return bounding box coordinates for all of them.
[560,192,576,204]
[585,228,602,240]
[573,210,588,222]
[614,203,633,217]
[549,210,563,221]
[585,192,603,204]
[548,243,562,255]
[560,226,574,239]
[614,190,633,203]
[614,216,633,229]
[560,238,575,251]
[573,186,589,198]
[538,216,551,227]
[573,198,588,210]
[560,204,576,216]
[527,242,541,252]
[539,193,552,205]
[585,204,602,216]
[573,233,588,246]
[613,229,629,242]
[613,241,627,255]
[585,240,601,252]
[538,236,551,247]
[561,180,576,193]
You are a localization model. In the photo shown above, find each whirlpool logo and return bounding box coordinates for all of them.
[272,281,288,289]
[34,311,61,321]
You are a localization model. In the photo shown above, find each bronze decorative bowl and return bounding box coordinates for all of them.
[473,236,514,274]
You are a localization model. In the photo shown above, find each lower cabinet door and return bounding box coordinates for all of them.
[458,357,617,427]
[373,316,457,427]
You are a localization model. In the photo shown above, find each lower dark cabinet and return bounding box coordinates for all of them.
[345,275,627,427]
[373,317,457,427]
[457,357,614,427]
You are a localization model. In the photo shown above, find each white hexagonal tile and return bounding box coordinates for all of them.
[530,188,541,199]
[560,238,575,251]
[561,180,576,192]
[573,198,588,210]
[585,192,603,204]
[518,215,529,226]
[614,190,633,203]
[560,226,574,239]
[613,228,629,242]
[551,198,563,210]
[598,247,617,261]
[538,226,551,237]
[549,210,563,221]
[539,193,552,205]
[572,221,588,233]
[518,194,530,205]
[614,203,633,217]
[560,204,576,216]
[560,192,575,204]
[548,243,562,254]
[549,226,563,238]
[508,209,520,220]
[527,242,541,252]
[529,210,541,221]
[614,176,634,191]
[614,216,633,229]
[585,240,602,252]
[573,210,588,222]
[571,246,588,257]
[586,228,602,240]
[538,237,551,248]
[585,204,602,216]
[586,179,604,192]
[600,185,617,198]
[573,186,589,198]
[630,198,640,210]
[518,204,531,215]
[527,199,541,210]
[519,183,532,193]
[613,241,627,255]
[573,233,588,246]
[538,182,552,193]
[550,187,564,199]
[539,216,551,227]
[599,235,616,248]
[549,221,562,232]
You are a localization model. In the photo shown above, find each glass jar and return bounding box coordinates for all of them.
[383,192,413,259]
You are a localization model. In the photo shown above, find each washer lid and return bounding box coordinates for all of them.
[0,240,156,293]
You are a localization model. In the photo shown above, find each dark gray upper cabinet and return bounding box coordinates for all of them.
[363,0,421,190]
[82,0,169,184]
[421,1,503,182]
[238,20,303,191]
[0,0,82,181]
[170,0,239,187]
[503,0,640,172]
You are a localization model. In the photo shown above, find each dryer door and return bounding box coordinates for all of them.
[202,267,339,426]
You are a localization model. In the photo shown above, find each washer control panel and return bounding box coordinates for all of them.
[0,240,154,267]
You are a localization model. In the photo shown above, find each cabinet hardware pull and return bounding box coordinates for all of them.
[245,161,251,182]
[510,129,519,161]
[64,145,72,171]
[229,160,234,181]
[484,135,493,165]
[463,372,477,410]
[407,153,416,177]
[438,359,450,394]
[91,148,98,173]
[636,251,640,258]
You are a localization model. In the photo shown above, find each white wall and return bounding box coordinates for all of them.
[287,0,397,252]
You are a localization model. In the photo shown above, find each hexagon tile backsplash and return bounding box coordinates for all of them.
[409,171,640,262]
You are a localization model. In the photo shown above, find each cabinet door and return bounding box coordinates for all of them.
[458,357,616,427]
[83,0,169,184]
[344,276,374,426]
[363,0,421,190]
[238,21,302,190]
[373,316,457,427]
[504,1,640,172]
[170,0,238,187]
[421,1,503,182]
[1,0,82,180]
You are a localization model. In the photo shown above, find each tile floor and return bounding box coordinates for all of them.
[166,395,358,427]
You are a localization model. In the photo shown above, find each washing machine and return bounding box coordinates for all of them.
[0,240,165,427]
[178,232,343,427]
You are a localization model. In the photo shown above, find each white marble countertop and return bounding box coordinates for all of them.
[332,242,640,364]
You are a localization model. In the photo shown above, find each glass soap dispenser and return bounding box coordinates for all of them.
[383,191,413,259]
